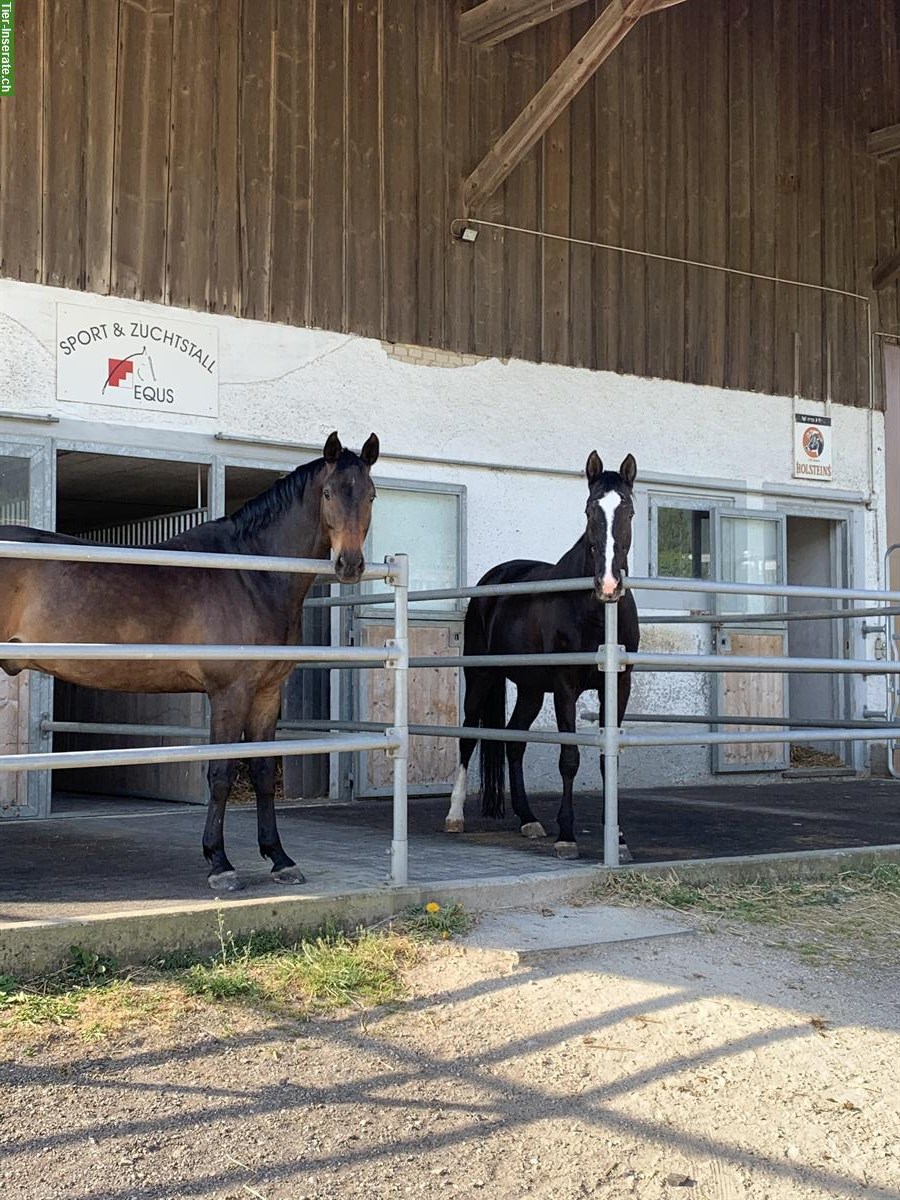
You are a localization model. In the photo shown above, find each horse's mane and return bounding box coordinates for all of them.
[228,458,320,539]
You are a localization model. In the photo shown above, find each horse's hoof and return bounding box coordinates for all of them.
[208,870,244,892]
[520,821,547,840]
[445,818,465,834]
[554,841,579,860]
[272,865,305,885]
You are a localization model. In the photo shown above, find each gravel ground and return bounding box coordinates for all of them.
[2,911,899,1200]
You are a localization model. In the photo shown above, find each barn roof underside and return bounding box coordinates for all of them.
[0,0,898,408]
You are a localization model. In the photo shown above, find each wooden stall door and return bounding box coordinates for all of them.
[715,629,788,771]
[357,623,460,795]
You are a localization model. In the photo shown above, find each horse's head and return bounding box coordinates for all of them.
[320,431,380,584]
[584,451,637,603]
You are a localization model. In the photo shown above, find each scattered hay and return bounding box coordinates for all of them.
[228,761,285,806]
[790,744,846,769]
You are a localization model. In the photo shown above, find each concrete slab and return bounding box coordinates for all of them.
[461,902,694,964]
[4,778,900,976]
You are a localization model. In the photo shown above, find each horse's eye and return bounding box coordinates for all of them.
[323,488,332,501]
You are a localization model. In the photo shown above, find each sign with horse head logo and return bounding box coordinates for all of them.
[56,303,218,418]
[793,412,832,481]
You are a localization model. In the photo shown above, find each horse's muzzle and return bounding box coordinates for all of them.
[595,582,624,603]
[334,551,365,585]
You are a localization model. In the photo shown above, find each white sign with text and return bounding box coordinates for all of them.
[56,303,218,418]
[792,412,832,482]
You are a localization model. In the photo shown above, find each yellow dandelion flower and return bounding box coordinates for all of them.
[441,930,451,940]
[425,902,441,914]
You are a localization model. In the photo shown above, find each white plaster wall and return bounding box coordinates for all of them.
[0,279,888,792]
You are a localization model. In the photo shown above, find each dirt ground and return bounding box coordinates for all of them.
[2,910,899,1200]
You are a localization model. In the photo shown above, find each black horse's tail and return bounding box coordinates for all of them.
[477,671,507,819]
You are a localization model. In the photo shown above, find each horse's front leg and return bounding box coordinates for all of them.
[245,683,304,884]
[553,687,580,859]
[203,685,252,892]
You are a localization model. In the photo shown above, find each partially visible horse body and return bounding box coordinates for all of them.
[445,453,640,859]
[0,432,380,890]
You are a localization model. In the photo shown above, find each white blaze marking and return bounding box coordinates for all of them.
[596,492,622,596]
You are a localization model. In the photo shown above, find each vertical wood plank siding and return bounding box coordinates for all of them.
[2,0,899,408]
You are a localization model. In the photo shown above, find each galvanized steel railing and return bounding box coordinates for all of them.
[301,571,900,868]
[20,546,900,874]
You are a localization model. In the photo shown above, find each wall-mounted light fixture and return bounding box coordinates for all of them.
[458,223,479,243]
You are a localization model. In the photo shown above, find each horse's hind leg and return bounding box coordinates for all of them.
[506,687,546,839]
[446,668,489,833]
[553,687,580,859]
[245,684,304,884]
[203,686,252,891]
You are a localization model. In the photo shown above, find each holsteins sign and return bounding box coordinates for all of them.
[792,412,832,482]
[56,304,218,418]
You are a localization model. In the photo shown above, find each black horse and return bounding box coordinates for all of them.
[444,451,640,859]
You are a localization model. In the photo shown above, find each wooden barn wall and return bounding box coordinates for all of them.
[1,0,899,408]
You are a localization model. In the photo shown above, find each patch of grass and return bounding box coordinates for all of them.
[262,931,412,1009]
[182,963,261,1001]
[591,863,900,969]
[397,901,472,941]
[0,919,417,1044]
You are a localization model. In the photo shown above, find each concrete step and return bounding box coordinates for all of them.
[461,902,694,965]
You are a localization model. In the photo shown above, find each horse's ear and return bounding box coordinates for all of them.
[619,453,637,487]
[360,432,380,467]
[585,451,603,488]
[323,431,342,463]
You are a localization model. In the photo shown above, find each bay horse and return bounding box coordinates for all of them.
[0,432,379,891]
[444,452,640,859]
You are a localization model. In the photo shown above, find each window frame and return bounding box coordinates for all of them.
[648,492,735,612]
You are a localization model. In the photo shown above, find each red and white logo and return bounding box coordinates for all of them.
[802,426,825,459]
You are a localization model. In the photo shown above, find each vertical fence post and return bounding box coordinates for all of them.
[387,553,410,886]
[601,600,621,867]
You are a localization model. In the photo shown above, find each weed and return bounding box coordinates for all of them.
[398,901,472,941]
[65,945,118,985]
[183,963,260,1001]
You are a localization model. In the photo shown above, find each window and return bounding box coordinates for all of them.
[363,484,463,613]
[718,514,782,615]
[655,505,711,579]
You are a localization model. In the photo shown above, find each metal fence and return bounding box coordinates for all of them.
[11,534,900,877]
[301,571,900,868]
[77,506,209,546]
[0,540,411,885]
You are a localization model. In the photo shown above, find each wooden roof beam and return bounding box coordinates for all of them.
[463,0,686,212]
[459,0,592,48]
[873,251,900,292]
[867,123,900,160]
